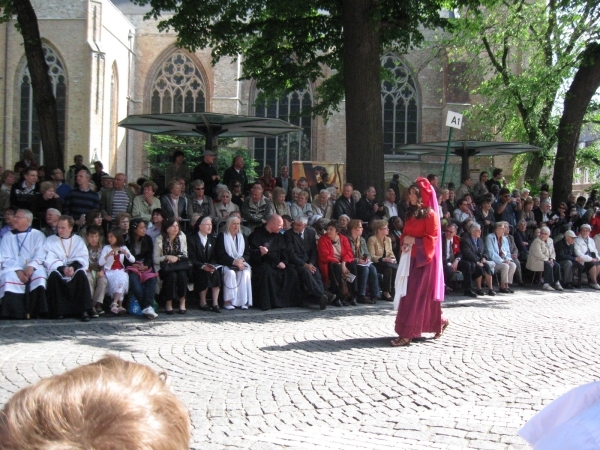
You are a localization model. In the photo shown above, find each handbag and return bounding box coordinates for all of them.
[127,295,143,316]
[160,256,193,273]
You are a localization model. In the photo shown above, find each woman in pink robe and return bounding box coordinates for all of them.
[392,178,448,346]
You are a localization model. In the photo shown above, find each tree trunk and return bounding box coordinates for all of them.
[552,43,600,205]
[341,0,384,197]
[524,151,545,185]
[13,0,64,170]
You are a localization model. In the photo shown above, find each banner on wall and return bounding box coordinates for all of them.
[291,161,345,199]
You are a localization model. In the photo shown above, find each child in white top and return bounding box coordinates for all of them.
[99,229,135,315]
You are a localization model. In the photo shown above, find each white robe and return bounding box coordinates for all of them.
[99,245,135,296]
[44,235,89,280]
[0,229,47,296]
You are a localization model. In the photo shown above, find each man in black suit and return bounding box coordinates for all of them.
[356,185,385,224]
[442,224,476,297]
[222,155,249,194]
[459,223,496,296]
[333,183,357,219]
[284,215,336,310]
[275,165,294,201]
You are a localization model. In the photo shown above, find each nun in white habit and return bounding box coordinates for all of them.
[44,215,94,321]
[0,209,47,319]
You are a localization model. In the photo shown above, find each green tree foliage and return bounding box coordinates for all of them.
[133,0,462,193]
[441,0,600,189]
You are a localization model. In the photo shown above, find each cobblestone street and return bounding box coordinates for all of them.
[1,288,598,449]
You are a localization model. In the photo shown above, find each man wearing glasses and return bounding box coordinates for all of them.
[494,187,522,229]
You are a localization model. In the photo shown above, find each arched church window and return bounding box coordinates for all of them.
[253,89,312,173]
[19,46,67,164]
[150,52,206,114]
[381,53,418,155]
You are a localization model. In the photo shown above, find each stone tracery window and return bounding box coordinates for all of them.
[253,88,312,173]
[150,52,206,114]
[381,53,418,154]
[19,46,67,164]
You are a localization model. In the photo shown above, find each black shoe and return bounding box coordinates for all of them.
[487,289,496,296]
[88,309,100,319]
[55,315,65,319]
[357,295,369,304]
[564,283,574,289]
[199,304,212,311]
[475,289,485,296]
[499,288,511,294]
[319,294,328,310]
[80,312,90,322]
[330,299,343,307]
[178,309,187,315]
[507,287,515,293]
[165,309,174,315]
[341,300,350,306]
[211,305,221,313]
[348,298,358,306]
[326,293,337,303]
[464,289,478,298]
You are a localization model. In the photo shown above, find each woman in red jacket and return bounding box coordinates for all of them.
[318,220,355,305]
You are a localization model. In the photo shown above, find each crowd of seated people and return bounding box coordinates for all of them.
[3,155,600,322]
[438,169,600,295]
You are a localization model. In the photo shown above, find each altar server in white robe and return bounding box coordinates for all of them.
[0,209,47,319]
[45,215,94,321]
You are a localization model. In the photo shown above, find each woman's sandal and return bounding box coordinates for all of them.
[391,337,411,347]
[434,319,449,340]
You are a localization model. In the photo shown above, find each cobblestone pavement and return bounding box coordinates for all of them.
[1,287,599,449]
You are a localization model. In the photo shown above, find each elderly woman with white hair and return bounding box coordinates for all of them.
[526,226,563,291]
[573,223,600,290]
[485,222,517,293]
[215,215,252,309]
[214,188,239,219]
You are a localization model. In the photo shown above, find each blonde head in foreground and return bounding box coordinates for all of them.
[0,354,191,450]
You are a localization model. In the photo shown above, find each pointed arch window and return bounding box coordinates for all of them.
[19,46,67,164]
[150,52,206,114]
[381,53,418,155]
[253,88,312,173]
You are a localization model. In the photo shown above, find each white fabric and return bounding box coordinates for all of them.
[222,266,252,307]
[0,229,47,296]
[44,235,89,280]
[224,232,245,259]
[574,236,599,262]
[99,245,135,296]
[519,381,600,449]
[392,244,412,311]
[198,232,207,247]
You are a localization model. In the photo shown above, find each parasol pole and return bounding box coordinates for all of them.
[442,111,464,186]
[441,127,453,187]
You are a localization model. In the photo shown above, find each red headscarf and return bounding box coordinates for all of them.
[415,177,435,209]
[415,176,444,302]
